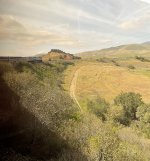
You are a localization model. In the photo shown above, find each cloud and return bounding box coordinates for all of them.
[0,0,150,56]
[0,14,80,47]
[119,13,150,30]
[140,0,150,4]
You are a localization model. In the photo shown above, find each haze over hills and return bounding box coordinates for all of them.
[77,41,150,59]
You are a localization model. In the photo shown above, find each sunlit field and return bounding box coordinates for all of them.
[64,59,150,109]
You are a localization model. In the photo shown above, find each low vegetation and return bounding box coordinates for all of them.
[64,60,150,160]
[0,60,150,161]
[114,92,143,125]
[111,59,120,66]
[135,56,150,62]
[128,65,135,69]
[87,97,110,121]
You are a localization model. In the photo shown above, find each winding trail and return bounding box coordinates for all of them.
[70,67,83,111]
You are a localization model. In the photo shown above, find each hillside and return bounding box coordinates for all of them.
[77,42,150,59]
[42,49,80,62]
[63,59,150,160]
[1,58,150,160]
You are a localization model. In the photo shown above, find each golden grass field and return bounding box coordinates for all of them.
[64,59,150,109]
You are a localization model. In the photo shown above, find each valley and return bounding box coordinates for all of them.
[1,0,150,160]
[64,58,150,110]
[1,43,150,161]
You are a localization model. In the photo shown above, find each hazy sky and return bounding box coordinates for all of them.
[0,0,150,56]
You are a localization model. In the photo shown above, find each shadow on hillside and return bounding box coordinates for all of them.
[0,75,87,160]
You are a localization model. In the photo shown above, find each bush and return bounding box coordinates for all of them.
[97,57,109,63]
[87,97,109,121]
[112,60,120,66]
[117,142,147,161]
[114,92,143,125]
[136,104,150,138]
[135,56,150,62]
[107,105,124,123]
[128,65,135,70]
[136,104,150,123]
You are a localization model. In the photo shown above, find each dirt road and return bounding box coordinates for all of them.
[70,67,82,110]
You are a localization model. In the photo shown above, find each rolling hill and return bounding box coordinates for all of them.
[42,49,81,62]
[77,42,150,59]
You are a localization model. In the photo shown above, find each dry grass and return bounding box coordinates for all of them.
[64,61,150,109]
[79,63,150,103]
[118,59,150,69]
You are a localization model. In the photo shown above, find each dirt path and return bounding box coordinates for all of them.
[70,67,82,110]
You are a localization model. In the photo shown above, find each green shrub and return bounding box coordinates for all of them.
[114,92,143,125]
[136,104,150,123]
[136,104,150,138]
[107,105,124,123]
[87,97,109,121]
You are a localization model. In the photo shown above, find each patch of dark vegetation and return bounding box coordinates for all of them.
[111,60,120,66]
[135,56,150,62]
[128,65,135,69]
[13,61,74,87]
[87,97,110,121]
[87,92,150,139]
[96,58,120,66]
[112,92,150,138]
[114,92,143,125]
[96,57,110,63]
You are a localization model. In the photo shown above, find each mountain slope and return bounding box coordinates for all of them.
[77,42,150,59]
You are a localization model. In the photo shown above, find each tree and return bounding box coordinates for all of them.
[114,92,143,125]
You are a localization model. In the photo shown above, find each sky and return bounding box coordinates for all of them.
[0,0,150,56]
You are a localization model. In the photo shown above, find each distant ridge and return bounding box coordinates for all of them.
[35,53,46,57]
[142,41,150,45]
[77,42,150,59]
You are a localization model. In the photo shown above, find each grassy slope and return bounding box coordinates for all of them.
[1,60,150,160]
[77,43,150,59]
[63,58,150,160]
[64,60,150,108]
[0,61,82,160]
